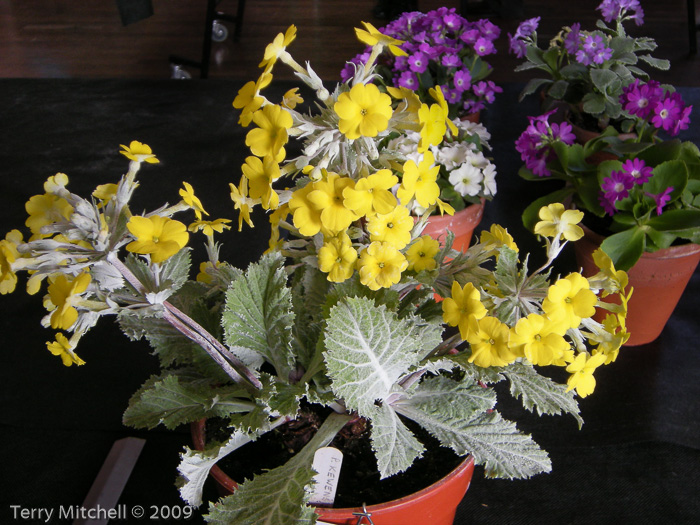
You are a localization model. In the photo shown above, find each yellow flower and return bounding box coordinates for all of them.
[318,233,358,283]
[188,218,232,237]
[589,314,630,364]
[417,103,447,153]
[442,281,487,340]
[509,313,570,366]
[92,183,119,207]
[258,25,297,71]
[406,235,440,272]
[428,86,458,135]
[196,260,220,284]
[245,104,293,162]
[565,352,607,398]
[367,205,413,250]
[542,273,597,330]
[47,272,92,330]
[44,173,69,193]
[0,230,23,295]
[592,247,628,293]
[232,71,272,127]
[354,21,407,56]
[534,203,584,241]
[435,198,455,216]
[119,141,159,164]
[386,86,422,115]
[126,215,189,263]
[230,178,255,231]
[282,88,303,110]
[307,173,359,234]
[241,155,281,210]
[267,204,289,253]
[342,169,398,217]
[480,224,519,255]
[47,333,85,367]
[467,316,518,368]
[289,183,323,237]
[179,182,209,220]
[397,151,440,208]
[334,83,393,140]
[25,193,73,238]
[358,241,408,291]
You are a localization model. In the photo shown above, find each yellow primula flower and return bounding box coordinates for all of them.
[467,316,518,368]
[282,88,303,110]
[405,235,440,272]
[386,86,422,115]
[126,215,189,264]
[245,104,293,162]
[397,151,440,208]
[542,273,597,330]
[334,83,393,140]
[289,183,323,237]
[258,25,297,71]
[534,203,584,241]
[367,205,413,250]
[266,204,289,253]
[179,182,209,220]
[44,173,69,193]
[230,178,256,231]
[442,281,487,341]
[358,241,408,291]
[0,229,23,295]
[318,233,358,283]
[92,183,119,208]
[306,173,359,234]
[565,352,607,398]
[417,103,447,153]
[47,272,92,330]
[589,314,630,364]
[119,141,159,164]
[241,155,281,210]
[354,21,407,57]
[47,333,85,367]
[188,218,232,237]
[196,260,220,284]
[480,224,519,255]
[232,71,272,127]
[25,193,74,239]
[428,86,458,135]
[592,247,629,293]
[509,313,570,366]
[342,169,398,217]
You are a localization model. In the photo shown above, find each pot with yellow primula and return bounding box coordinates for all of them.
[2,23,631,525]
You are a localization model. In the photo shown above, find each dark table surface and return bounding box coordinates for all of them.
[1,79,698,524]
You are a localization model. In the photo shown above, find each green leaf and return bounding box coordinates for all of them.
[547,79,569,100]
[600,227,646,271]
[204,412,350,525]
[222,252,295,379]
[590,68,618,92]
[647,209,700,234]
[581,92,606,115]
[159,248,192,294]
[324,297,442,415]
[291,266,330,369]
[369,403,425,478]
[638,54,670,70]
[441,354,505,384]
[519,78,552,100]
[502,363,583,428]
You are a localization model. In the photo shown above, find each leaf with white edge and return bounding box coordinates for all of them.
[204,412,351,525]
[178,426,263,507]
[502,363,583,428]
[324,297,442,415]
[159,248,191,294]
[368,403,425,478]
[123,374,254,430]
[222,252,295,379]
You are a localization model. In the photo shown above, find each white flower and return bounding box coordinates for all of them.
[465,150,489,169]
[449,163,483,197]
[482,163,497,196]
[434,143,469,170]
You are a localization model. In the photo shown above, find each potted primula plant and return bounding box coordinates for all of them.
[1,23,630,525]
[508,0,670,136]
[516,79,699,346]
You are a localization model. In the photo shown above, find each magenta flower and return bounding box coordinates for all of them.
[453,69,472,91]
[508,16,540,58]
[671,104,693,136]
[598,192,618,215]
[621,158,652,184]
[515,110,576,178]
[646,187,673,215]
[441,53,462,68]
[474,37,495,57]
[443,86,462,105]
[408,52,428,74]
[564,23,581,55]
[594,46,613,64]
[597,0,644,26]
[620,79,664,119]
[652,96,683,133]
[601,170,635,202]
[582,34,604,53]
[397,71,419,90]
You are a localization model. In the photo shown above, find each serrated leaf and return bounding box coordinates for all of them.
[123,374,253,430]
[324,297,442,415]
[222,252,295,379]
[204,412,350,525]
[441,354,506,384]
[368,403,425,478]
[502,363,583,428]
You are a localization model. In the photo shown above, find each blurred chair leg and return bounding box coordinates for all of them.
[689,0,698,55]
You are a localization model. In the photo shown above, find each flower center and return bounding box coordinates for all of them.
[489,338,496,345]
[360,108,368,116]
[659,109,669,119]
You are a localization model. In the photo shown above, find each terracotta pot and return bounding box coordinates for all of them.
[420,199,485,252]
[461,111,480,124]
[190,419,475,525]
[574,225,700,346]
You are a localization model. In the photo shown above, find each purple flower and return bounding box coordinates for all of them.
[621,158,653,184]
[517,17,540,37]
[442,53,462,68]
[564,23,581,55]
[460,28,481,45]
[474,37,495,56]
[652,95,683,132]
[598,192,619,215]
[442,86,462,105]
[397,71,419,90]
[597,0,644,26]
[582,34,605,53]
[508,34,527,58]
[477,19,501,40]
[646,187,673,215]
[508,16,539,57]
[671,104,693,136]
[620,79,664,119]
[601,170,635,203]
[551,121,576,144]
[408,52,429,74]
[515,110,575,177]
[453,69,472,91]
[443,13,463,32]
[593,46,613,64]
[575,49,593,66]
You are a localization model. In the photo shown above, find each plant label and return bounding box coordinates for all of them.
[309,446,344,506]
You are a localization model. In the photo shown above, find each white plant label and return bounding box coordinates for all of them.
[309,446,344,506]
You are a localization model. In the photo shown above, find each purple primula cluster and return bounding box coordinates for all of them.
[596,0,644,26]
[508,16,540,58]
[599,158,672,216]
[620,79,693,136]
[515,110,576,177]
[342,7,502,114]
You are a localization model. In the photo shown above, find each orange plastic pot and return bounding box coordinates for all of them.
[420,199,485,252]
[191,420,475,525]
[574,225,700,346]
